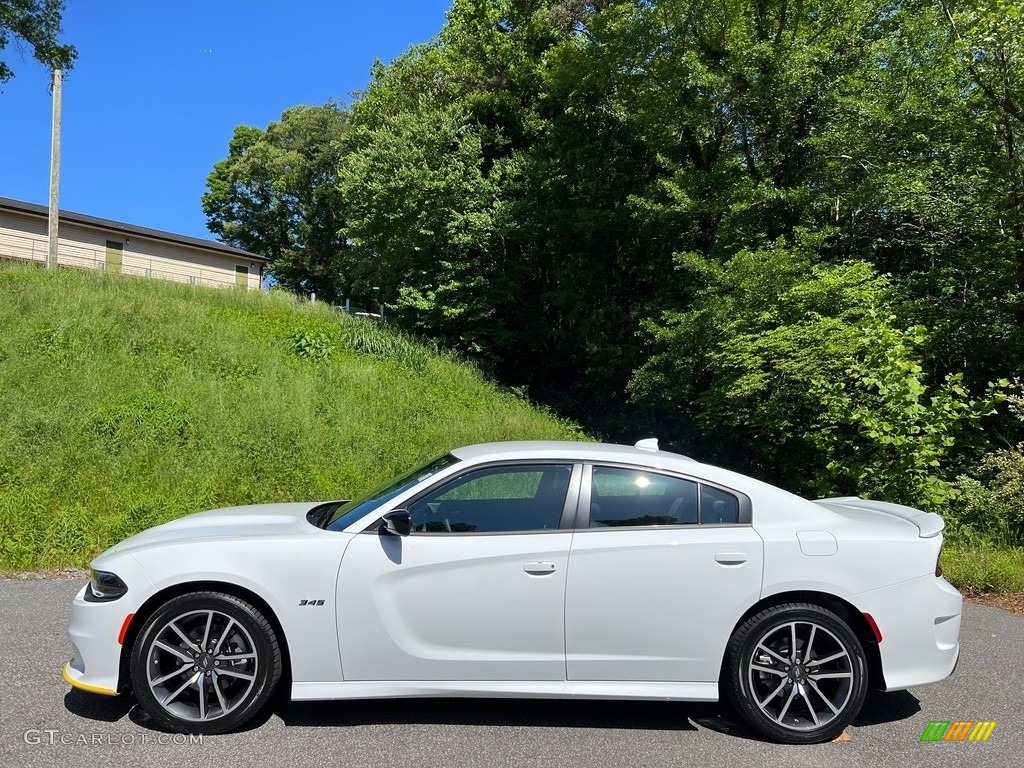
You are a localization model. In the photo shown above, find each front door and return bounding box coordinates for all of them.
[337,463,576,681]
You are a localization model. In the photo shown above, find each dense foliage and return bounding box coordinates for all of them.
[955,385,1024,547]
[204,1,1024,532]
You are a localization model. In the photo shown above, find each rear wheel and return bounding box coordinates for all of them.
[724,603,868,744]
[130,592,282,734]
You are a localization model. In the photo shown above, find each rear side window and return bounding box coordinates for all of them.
[701,484,740,524]
[590,467,698,527]
[589,466,743,528]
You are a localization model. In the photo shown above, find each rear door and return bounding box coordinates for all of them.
[564,464,764,682]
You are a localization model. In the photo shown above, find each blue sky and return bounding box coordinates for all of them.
[0,1,453,240]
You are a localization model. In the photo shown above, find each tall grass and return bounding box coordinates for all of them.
[942,547,1024,593]
[0,264,583,569]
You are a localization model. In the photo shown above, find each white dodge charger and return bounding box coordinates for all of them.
[64,440,962,743]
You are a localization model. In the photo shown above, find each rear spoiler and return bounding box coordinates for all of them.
[814,497,945,538]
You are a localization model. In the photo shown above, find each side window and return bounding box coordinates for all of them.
[590,467,698,527]
[408,464,571,533]
[701,485,740,524]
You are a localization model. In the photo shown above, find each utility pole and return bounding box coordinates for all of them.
[47,68,62,270]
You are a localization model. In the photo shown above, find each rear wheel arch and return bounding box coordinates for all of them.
[118,581,291,697]
[720,591,884,691]
[722,601,870,742]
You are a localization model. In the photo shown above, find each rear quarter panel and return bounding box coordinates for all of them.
[752,493,942,598]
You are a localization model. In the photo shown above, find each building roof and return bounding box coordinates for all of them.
[0,196,267,263]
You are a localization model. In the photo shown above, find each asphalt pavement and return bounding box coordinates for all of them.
[0,577,1019,768]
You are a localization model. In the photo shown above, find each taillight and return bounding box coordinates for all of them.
[863,612,883,643]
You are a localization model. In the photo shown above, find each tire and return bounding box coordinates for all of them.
[130,591,282,734]
[723,603,868,744]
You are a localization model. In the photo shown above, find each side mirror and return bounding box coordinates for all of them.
[382,509,411,537]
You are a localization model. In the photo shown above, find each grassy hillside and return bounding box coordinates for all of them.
[0,264,583,570]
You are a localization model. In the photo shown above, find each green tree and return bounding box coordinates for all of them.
[203,0,1024,502]
[808,0,1024,391]
[956,385,1024,546]
[342,0,666,432]
[202,103,352,301]
[943,0,1023,245]
[629,231,897,489]
[0,0,75,87]
[340,106,511,359]
[810,320,1004,508]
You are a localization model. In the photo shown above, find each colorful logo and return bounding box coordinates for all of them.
[920,721,997,742]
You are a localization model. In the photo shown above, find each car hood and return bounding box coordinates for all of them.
[109,502,323,553]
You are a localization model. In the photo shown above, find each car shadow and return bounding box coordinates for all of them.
[276,697,713,733]
[853,689,921,726]
[62,689,276,734]
[275,689,921,740]
[699,690,921,742]
[63,689,134,723]
[65,687,921,738]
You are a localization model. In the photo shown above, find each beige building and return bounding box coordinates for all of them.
[0,196,266,289]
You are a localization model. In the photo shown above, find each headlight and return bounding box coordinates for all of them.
[86,570,128,601]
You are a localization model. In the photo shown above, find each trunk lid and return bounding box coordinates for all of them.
[814,496,944,538]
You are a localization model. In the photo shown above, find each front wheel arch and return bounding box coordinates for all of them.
[118,581,291,698]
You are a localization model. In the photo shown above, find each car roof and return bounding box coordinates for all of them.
[443,441,820,516]
[449,440,695,467]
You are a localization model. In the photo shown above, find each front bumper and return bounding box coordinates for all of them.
[62,660,116,696]
[66,581,129,695]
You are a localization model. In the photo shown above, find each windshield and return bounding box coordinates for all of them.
[323,454,461,531]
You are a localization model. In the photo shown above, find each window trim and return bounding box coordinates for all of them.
[364,460,583,536]
[577,463,752,530]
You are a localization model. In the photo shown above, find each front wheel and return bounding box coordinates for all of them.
[723,603,868,744]
[130,592,282,734]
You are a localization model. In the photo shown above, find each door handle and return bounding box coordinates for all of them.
[715,552,748,565]
[523,561,557,575]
